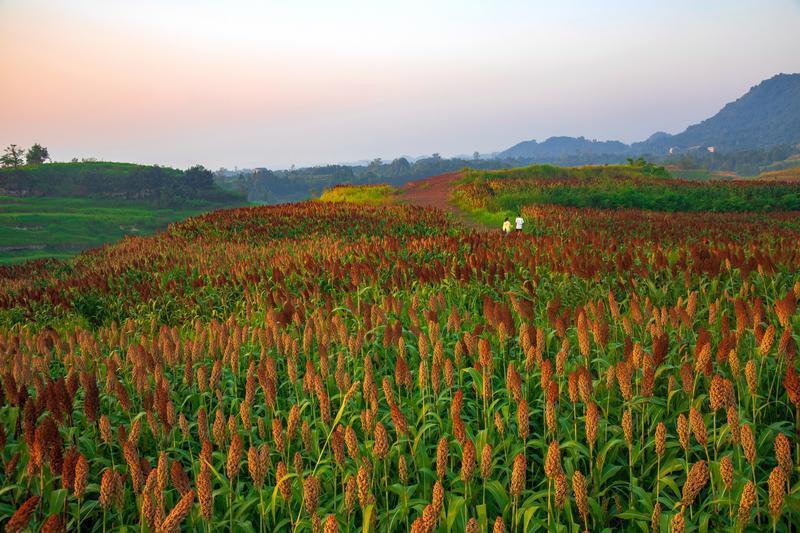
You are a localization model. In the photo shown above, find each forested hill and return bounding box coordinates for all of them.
[0,162,245,208]
[634,73,800,152]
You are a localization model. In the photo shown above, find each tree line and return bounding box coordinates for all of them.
[1,143,50,167]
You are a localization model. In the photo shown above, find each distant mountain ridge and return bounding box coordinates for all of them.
[500,136,629,159]
[499,73,800,159]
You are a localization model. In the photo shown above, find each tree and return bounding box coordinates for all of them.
[473,151,481,161]
[184,165,214,189]
[25,143,50,165]
[1,144,25,168]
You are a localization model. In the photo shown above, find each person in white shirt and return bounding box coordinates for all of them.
[515,215,524,232]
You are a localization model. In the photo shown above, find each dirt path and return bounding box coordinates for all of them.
[400,171,488,231]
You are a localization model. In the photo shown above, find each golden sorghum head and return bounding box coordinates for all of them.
[465,517,479,533]
[671,506,685,533]
[720,456,733,491]
[651,502,661,533]
[422,503,437,532]
[461,439,476,483]
[171,460,191,497]
[774,433,792,480]
[398,455,408,485]
[510,453,526,497]
[689,407,707,447]
[586,402,599,450]
[760,324,776,356]
[344,475,356,514]
[99,468,121,510]
[248,446,265,488]
[481,444,492,479]
[197,467,213,520]
[373,422,389,461]
[737,480,757,525]
[304,474,321,515]
[226,433,243,480]
[681,460,708,506]
[436,437,448,480]
[517,399,529,442]
[272,417,285,455]
[432,480,444,516]
[655,422,666,458]
[275,461,291,502]
[677,414,689,452]
[73,454,89,500]
[323,514,339,533]
[727,406,740,445]
[157,451,169,494]
[345,425,359,460]
[572,470,589,526]
[768,466,786,520]
[554,472,569,509]
[741,424,756,466]
[495,411,504,436]
[728,350,740,378]
[287,404,300,441]
[545,401,556,435]
[357,464,370,507]
[622,409,633,447]
[123,441,143,493]
[544,440,562,479]
[745,360,757,396]
[493,516,506,533]
[159,489,195,533]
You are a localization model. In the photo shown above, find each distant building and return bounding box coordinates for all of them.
[668,147,675,154]
[707,146,716,153]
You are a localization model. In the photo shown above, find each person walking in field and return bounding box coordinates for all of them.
[515,214,524,232]
[502,217,512,235]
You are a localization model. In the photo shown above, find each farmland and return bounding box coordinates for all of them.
[1,172,799,532]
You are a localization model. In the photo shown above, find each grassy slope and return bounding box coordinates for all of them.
[0,196,208,264]
[757,167,800,181]
[0,161,247,263]
[454,163,800,214]
[317,184,398,205]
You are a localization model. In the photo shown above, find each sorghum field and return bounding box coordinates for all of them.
[1,191,800,531]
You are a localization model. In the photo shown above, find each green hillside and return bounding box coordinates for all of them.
[0,196,212,264]
[0,161,244,208]
[0,161,247,263]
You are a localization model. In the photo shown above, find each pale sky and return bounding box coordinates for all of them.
[1,0,799,169]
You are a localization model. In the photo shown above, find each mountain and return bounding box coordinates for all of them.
[499,136,628,159]
[499,73,800,159]
[634,73,800,153]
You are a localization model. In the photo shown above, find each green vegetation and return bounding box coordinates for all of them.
[0,196,208,264]
[0,162,244,208]
[318,184,398,205]
[661,144,799,176]
[454,163,800,214]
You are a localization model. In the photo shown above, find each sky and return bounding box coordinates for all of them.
[1,0,799,170]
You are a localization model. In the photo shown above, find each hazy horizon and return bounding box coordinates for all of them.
[2,0,799,170]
